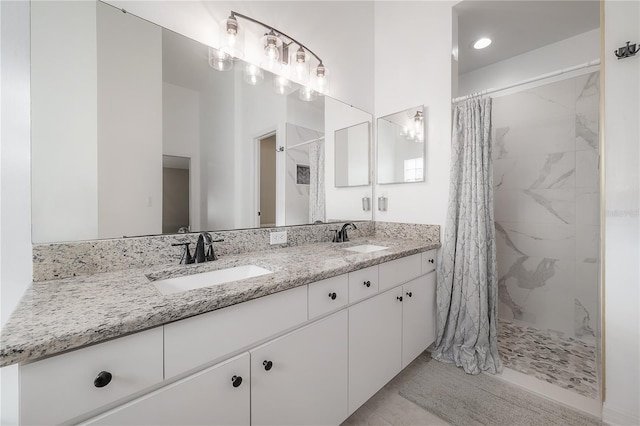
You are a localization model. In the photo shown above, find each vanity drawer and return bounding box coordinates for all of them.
[308,274,349,319]
[20,327,163,426]
[378,254,422,292]
[348,265,379,303]
[421,249,437,274]
[164,285,307,379]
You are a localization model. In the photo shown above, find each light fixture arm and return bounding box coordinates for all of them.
[230,11,324,65]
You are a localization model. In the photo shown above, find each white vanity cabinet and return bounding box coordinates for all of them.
[20,327,163,426]
[250,310,348,426]
[18,249,438,426]
[85,353,250,426]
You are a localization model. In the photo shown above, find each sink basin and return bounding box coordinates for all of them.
[152,265,273,295]
[343,244,389,254]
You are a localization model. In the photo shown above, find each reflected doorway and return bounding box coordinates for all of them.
[258,134,277,227]
[162,155,190,233]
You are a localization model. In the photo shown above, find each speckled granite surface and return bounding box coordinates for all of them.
[33,222,374,282]
[2,236,439,367]
[375,222,439,242]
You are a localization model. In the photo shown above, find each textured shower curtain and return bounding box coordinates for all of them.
[432,97,502,375]
[308,140,325,223]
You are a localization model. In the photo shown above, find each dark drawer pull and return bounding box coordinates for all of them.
[232,375,243,388]
[328,292,337,300]
[397,296,403,302]
[363,280,371,287]
[406,292,413,298]
[94,371,112,388]
[428,259,434,264]
[263,360,273,371]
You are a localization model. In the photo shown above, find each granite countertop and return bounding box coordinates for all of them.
[0,237,439,367]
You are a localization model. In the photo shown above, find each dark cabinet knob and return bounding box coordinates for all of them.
[328,292,337,300]
[94,371,112,388]
[232,375,243,388]
[397,296,403,302]
[428,259,434,264]
[406,292,413,298]
[363,280,371,288]
[263,360,273,371]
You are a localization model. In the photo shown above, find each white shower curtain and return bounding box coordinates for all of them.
[309,140,325,223]
[432,97,502,375]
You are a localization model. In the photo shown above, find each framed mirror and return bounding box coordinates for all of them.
[30,1,373,243]
[376,106,425,184]
[334,121,370,187]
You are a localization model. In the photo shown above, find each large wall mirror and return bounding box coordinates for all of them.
[30,1,373,243]
[376,106,425,184]
[334,122,370,187]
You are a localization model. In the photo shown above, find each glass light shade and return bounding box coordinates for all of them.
[299,86,317,102]
[289,47,310,84]
[312,64,329,94]
[219,16,245,59]
[273,75,291,95]
[244,63,264,85]
[208,47,233,71]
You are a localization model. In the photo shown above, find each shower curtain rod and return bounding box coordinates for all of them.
[452,58,601,103]
[287,136,325,150]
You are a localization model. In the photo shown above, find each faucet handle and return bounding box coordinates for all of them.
[171,242,194,265]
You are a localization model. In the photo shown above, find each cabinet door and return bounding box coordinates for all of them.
[348,287,403,415]
[402,273,437,369]
[86,353,250,426]
[251,310,348,426]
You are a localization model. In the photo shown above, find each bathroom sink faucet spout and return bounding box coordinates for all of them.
[194,232,224,263]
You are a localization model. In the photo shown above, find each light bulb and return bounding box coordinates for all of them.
[473,37,492,49]
[219,15,244,59]
[313,63,329,94]
[290,47,309,84]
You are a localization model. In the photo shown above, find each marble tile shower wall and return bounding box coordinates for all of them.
[493,72,600,343]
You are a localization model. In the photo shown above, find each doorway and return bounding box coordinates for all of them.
[162,155,190,234]
[258,134,277,227]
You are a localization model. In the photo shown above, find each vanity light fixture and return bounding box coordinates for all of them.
[473,37,492,49]
[217,11,329,99]
[401,110,424,142]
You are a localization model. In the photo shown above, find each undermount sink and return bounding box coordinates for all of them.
[152,265,273,295]
[343,244,389,254]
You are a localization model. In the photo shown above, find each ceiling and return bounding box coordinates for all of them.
[456,0,600,74]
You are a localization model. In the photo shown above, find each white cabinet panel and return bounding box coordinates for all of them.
[164,286,307,379]
[86,353,250,426]
[20,327,163,426]
[348,265,379,304]
[378,254,421,292]
[348,288,403,415]
[251,311,348,426]
[421,249,437,275]
[402,273,437,368]
[308,274,349,319]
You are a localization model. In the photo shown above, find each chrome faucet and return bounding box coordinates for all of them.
[333,223,357,243]
[194,232,224,263]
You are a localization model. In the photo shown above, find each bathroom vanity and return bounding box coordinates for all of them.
[2,237,438,425]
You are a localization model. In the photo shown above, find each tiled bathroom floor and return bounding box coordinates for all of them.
[497,320,598,399]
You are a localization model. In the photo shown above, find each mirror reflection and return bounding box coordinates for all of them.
[376,106,426,184]
[30,1,372,243]
[334,122,370,188]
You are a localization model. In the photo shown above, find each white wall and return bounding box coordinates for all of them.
[459,29,601,97]
[602,1,640,424]
[97,3,163,238]
[163,82,201,231]
[374,1,455,232]
[325,97,373,222]
[30,2,98,243]
[0,1,32,423]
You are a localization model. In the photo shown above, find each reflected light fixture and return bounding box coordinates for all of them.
[414,110,424,142]
[215,11,328,100]
[244,63,264,85]
[208,47,233,71]
[299,86,317,102]
[473,37,492,49]
[273,75,291,95]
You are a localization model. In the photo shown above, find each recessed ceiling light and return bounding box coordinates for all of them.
[473,38,492,50]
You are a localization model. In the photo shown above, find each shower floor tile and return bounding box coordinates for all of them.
[497,320,598,399]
